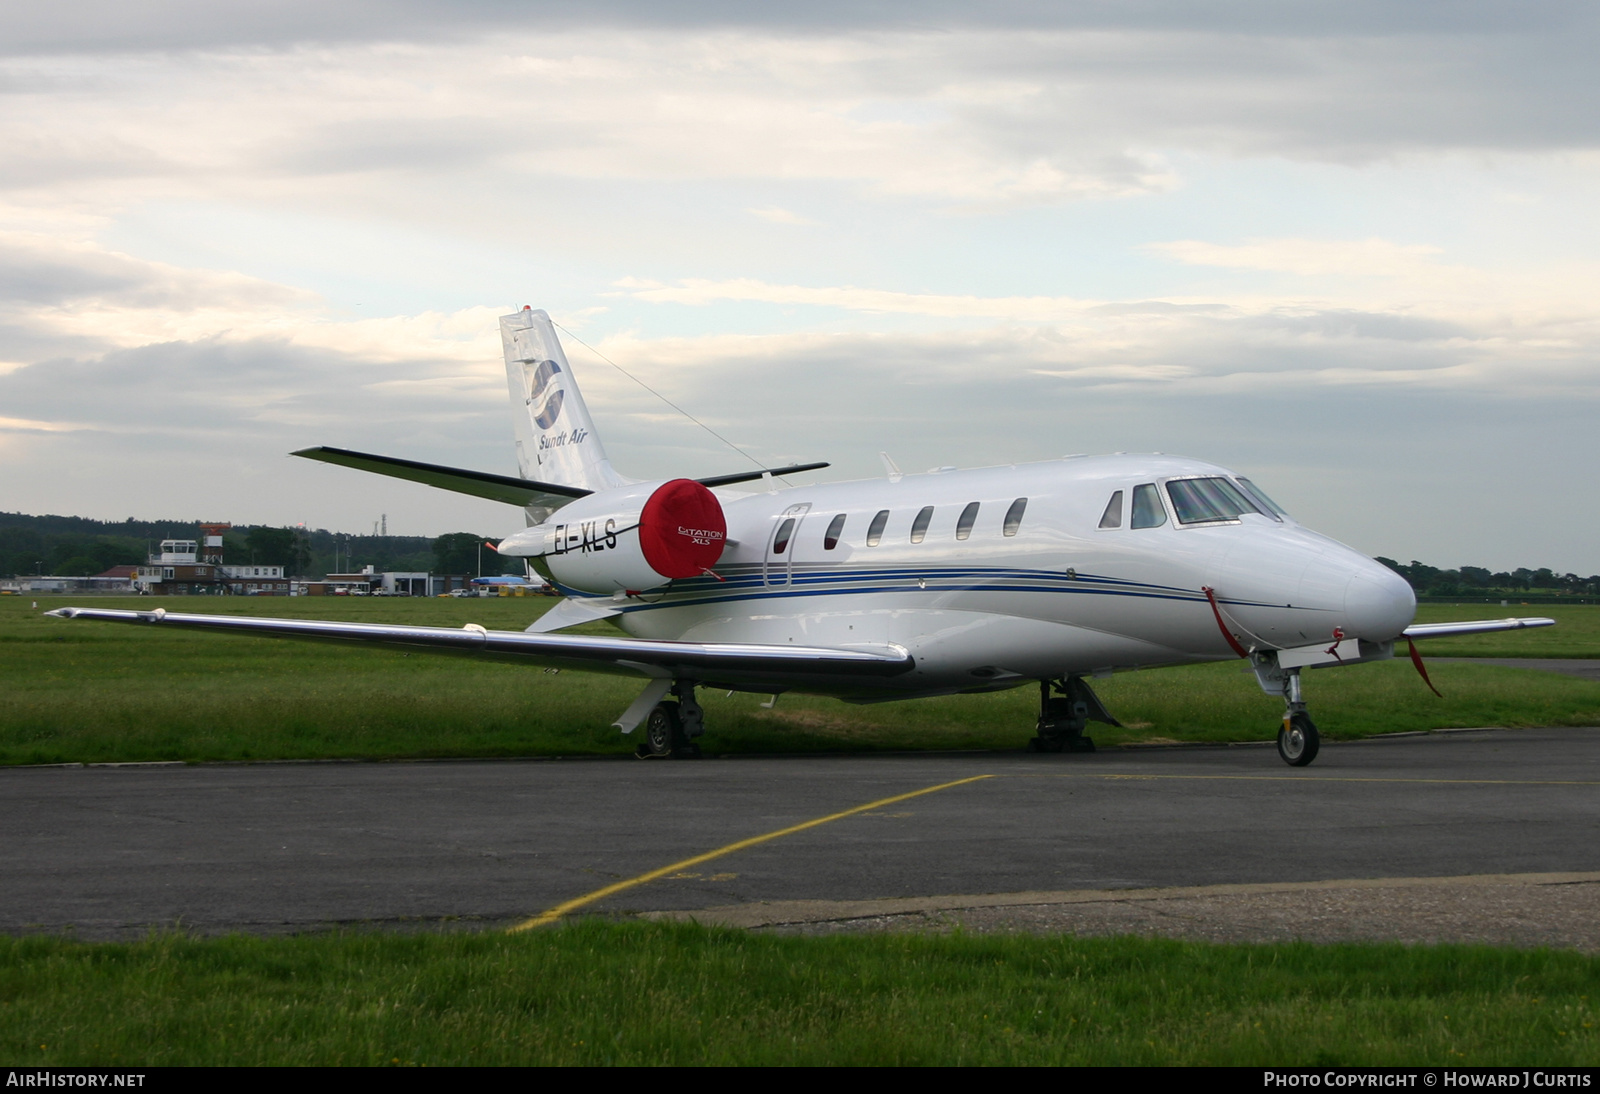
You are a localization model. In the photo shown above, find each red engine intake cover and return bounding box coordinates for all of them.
[638,479,727,579]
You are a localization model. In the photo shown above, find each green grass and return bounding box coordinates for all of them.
[1403,604,1600,659]
[3,596,1597,765]
[1,923,1597,1066]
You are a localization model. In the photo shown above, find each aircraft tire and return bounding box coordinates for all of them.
[1277,712,1320,767]
[642,702,680,757]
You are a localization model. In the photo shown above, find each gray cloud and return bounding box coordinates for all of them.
[1,2,1590,55]
[0,17,1593,214]
[1,339,490,436]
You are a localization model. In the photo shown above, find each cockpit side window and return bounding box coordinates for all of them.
[823,513,847,549]
[1130,483,1166,528]
[1166,477,1261,525]
[1236,478,1288,520]
[866,509,890,547]
[1003,498,1027,536]
[955,502,980,540]
[1098,491,1123,529]
[910,506,934,543]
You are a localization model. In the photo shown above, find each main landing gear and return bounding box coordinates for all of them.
[1028,677,1120,753]
[1276,667,1320,767]
[637,681,705,759]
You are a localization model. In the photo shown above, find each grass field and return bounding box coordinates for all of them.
[3,923,1598,1066]
[3,596,1597,765]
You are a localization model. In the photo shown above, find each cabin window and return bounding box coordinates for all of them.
[910,506,934,543]
[1098,491,1123,529]
[1130,484,1166,528]
[955,502,980,540]
[1236,478,1288,520]
[823,513,847,550]
[1003,497,1027,536]
[866,509,890,547]
[1166,476,1261,525]
[772,518,795,554]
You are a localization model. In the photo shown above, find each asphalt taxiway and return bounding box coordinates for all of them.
[4,726,1599,941]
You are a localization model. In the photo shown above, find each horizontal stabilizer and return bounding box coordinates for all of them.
[697,462,830,488]
[296,446,831,507]
[293,446,591,509]
[48,607,915,688]
[1403,617,1556,639]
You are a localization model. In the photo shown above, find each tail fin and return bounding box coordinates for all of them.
[501,308,629,493]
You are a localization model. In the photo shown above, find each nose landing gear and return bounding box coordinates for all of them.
[1275,668,1320,766]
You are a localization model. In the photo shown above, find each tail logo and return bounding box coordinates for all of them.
[526,359,565,430]
[533,390,565,430]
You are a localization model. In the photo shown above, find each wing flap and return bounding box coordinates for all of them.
[1403,617,1556,639]
[292,446,590,509]
[47,607,914,686]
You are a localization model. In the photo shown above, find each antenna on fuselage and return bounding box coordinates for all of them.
[880,452,903,483]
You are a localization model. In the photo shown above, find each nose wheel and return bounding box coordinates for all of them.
[1275,667,1320,766]
[1277,711,1319,766]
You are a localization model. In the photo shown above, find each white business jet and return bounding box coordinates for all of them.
[52,307,1553,766]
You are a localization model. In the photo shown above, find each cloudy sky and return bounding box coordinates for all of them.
[1,1,1596,571]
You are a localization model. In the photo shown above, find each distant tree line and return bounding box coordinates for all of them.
[0,513,522,579]
[1375,558,1600,598]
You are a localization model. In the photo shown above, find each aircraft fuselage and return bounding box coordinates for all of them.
[576,453,1415,700]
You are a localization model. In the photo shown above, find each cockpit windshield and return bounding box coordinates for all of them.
[1165,477,1264,525]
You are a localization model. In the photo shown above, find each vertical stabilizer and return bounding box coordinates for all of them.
[501,308,629,495]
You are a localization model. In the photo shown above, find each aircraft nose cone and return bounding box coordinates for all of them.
[1344,561,1416,640]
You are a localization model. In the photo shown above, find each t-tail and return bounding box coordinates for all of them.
[293,305,826,527]
[501,307,630,495]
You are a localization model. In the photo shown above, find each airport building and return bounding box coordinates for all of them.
[295,566,469,596]
[14,519,472,598]
[9,569,137,593]
[136,523,289,595]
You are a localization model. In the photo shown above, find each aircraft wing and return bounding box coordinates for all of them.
[292,446,591,509]
[1403,617,1556,639]
[46,607,914,689]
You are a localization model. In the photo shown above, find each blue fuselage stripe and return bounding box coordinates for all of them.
[547,565,1299,615]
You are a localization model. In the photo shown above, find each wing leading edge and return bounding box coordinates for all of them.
[292,447,590,510]
[46,607,914,690]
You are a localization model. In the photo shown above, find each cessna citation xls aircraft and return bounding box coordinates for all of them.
[53,307,1553,766]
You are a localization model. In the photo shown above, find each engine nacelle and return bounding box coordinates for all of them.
[496,478,726,594]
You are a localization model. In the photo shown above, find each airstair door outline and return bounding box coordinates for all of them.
[763,503,811,587]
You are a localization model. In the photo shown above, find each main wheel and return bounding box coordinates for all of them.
[1277,712,1320,767]
[642,702,680,757]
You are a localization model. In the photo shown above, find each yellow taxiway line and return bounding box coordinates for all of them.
[508,774,994,931]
